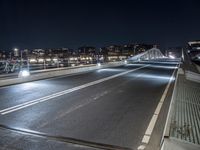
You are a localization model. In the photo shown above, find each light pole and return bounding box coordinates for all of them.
[17,49,30,77]
[14,48,19,58]
[134,44,139,56]
[20,50,23,69]
[14,48,21,68]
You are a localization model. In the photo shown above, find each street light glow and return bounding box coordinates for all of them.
[38,58,44,62]
[46,58,51,61]
[30,59,37,63]
[53,58,58,62]
[169,55,175,59]
[19,69,30,78]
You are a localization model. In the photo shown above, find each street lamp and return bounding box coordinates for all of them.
[97,62,101,67]
[13,48,19,57]
[13,48,22,68]
[14,48,18,51]
[14,48,22,69]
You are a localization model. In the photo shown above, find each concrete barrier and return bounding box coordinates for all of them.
[195,64,200,73]
[185,70,200,83]
[0,62,124,87]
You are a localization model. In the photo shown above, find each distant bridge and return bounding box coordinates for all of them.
[128,48,166,62]
[0,48,179,73]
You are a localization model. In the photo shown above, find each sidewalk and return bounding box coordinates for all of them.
[162,138,200,150]
[170,74,200,144]
[162,67,200,150]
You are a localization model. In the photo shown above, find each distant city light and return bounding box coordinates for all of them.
[53,58,58,62]
[29,59,37,63]
[38,58,44,62]
[69,57,78,61]
[46,58,51,61]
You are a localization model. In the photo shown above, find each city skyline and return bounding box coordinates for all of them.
[0,43,155,51]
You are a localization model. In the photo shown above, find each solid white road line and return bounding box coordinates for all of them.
[137,65,177,150]
[0,65,149,115]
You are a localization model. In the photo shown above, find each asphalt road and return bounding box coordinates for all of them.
[0,62,178,150]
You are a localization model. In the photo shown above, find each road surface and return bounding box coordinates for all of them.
[0,62,178,150]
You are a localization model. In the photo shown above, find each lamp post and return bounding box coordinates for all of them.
[14,48,21,68]
[14,48,19,58]
[20,50,23,69]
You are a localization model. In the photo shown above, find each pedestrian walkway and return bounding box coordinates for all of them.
[162,138,200,150]
[170,74,200,145]
[162,67,200,150]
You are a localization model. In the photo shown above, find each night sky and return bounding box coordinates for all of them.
[0,0,200,50]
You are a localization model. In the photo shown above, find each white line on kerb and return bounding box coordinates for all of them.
[0,65,149,115]
[137,65,177,150]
